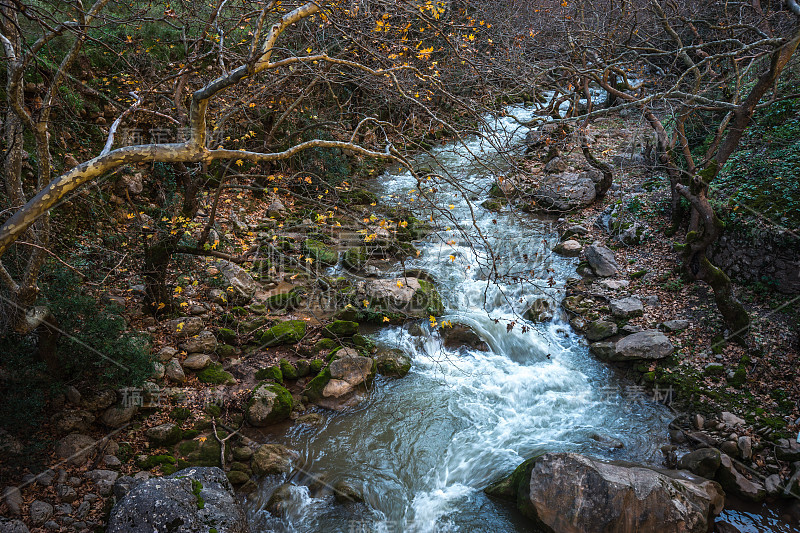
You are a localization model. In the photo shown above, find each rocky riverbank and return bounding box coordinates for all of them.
[482,112,800,531]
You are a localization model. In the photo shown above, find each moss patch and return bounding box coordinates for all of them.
[197,363,235,384]
[257,320,307,347]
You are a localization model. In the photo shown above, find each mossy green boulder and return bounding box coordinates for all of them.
[197,363,236,384]
[323,320,359,338]
[343,246,368,270]
[279,359,298,380]
[257,320,307,346]
[302,239,338,266]
[246,382,293,426]
[255,365,282,382]
[375,348,412,377]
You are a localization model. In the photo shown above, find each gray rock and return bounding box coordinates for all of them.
[776,439,800,461]
[51,410,95,434]
[333,480,364,503]
[166,316,204,338]
[54,434,96,466]
[678,448,721,479]
[612,330,674,361]
[216,261,257,303]
[75,501,91,519]
[145,423,183,446]
[208,288,228,305]
[265,484,297,517]
[85,470,119,496]
[621,324,643,334]
[54,503,72,515]
[589,341,616,360]
[721,412,746,428]
[440,324,489,351]
[1,487,22,516]
[251,444,299,477]
[157,346,178,362]
[107,467,249,533]
[737,436,753,460]
[80,390,116,412]
[55,484,77,503]
[65,386,82,405]
[643,294,660,307]
[524,297,556,322]
[182,353,212,370]
[531,171,602,212]
[112,476,139,500]
[715,454,766,502]
[495,453,724,533]
[99,404,139,428]
[598,279,630,290]
[151,362,165,380]
[585,243,620,277]
[318,351,376,409]
[165,357,186,383]
[765,474,782,496]
[610,297,644,318]
[246,383,293,427]
[180,331,217,355]
[544,157,568,174]
[30,501,53,525]
[0,518,30,533]
[552,239,582,257]
[661,319,689,332]
[585,320,618,341]
[104,455,122,468]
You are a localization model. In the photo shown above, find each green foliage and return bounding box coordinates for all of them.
[713,95,800,227]
[45,269,154,387]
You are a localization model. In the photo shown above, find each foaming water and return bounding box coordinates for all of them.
[245,106,673,532]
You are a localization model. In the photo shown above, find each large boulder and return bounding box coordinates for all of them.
[715,454,766,502]
[356,277,444,319]
[166,316,204,338]
[488,453,724,533]
[603,330,674,361]
[107,466,249,533]
[584,243,620,277]
[246,383,293,426]
[530,171,603,212]
[315,349,376,410]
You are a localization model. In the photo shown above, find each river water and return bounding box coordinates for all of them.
[243,107,716,532]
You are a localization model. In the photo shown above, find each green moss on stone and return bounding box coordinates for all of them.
[302,239,338,266]
[279,359,298,380]
[197,363,235,384]
[303,367,331,402]
[323,320,359,338]
[255,365,283,382]
[258,320,307,347]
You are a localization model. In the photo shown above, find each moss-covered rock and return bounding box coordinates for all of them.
[309,359,324,374]
[323,320,360,338]
[375,349,412,377]
[484,454,543,501]
[343,247,368,271]
[217,344,238,358]
[279,359,298,380]
[170,407,192,422]
[226,470,250,486]
[302,367,331,403]
[137,454,177,470]
[266,288,304,311]
[302,239,338,266]
[197,363,236,385]
[246,382,293,426]
[314,338,337,353]
[178,440,200,457]
[217,328,237,345]
[257,320,307,347]
[251,443,299,477]
[254,365,282,382]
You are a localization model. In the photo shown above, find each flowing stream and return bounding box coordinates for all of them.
[244,106,678,532]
